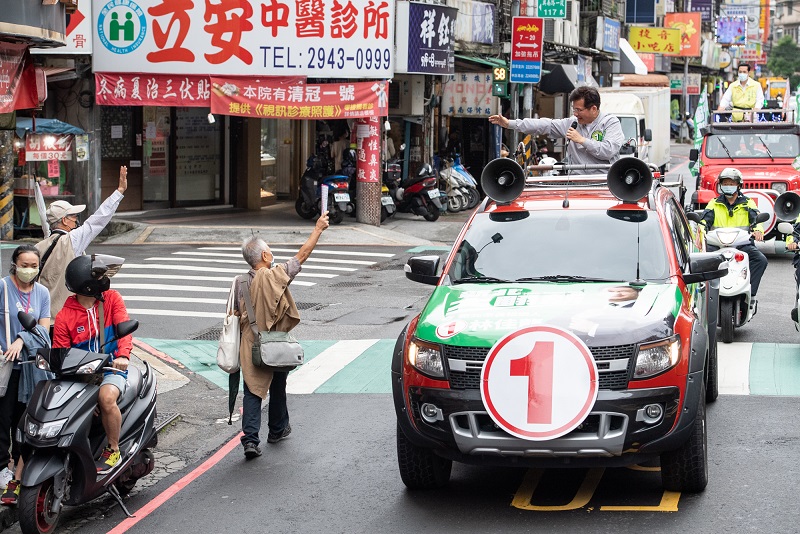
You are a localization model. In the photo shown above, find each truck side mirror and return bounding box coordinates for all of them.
[644,129,652,142]
[689,148,698,163]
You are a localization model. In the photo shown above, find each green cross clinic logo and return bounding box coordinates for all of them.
[591,130,604,141]
[97,0,147,55]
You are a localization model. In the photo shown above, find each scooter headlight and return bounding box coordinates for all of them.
[77,359,103,374]
[634,336,681,379]
[407,338,445,378]
[25,416,68,440]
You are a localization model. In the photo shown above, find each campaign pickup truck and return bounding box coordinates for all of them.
[690,114,800,239]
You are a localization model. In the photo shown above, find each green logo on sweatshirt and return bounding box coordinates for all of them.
[591,130,604,141]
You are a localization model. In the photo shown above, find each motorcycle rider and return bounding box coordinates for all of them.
[700,167,768,308]
[52,255,131,473]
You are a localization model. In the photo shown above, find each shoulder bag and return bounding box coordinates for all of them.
[216,277,241,374]
[239,278,304,372]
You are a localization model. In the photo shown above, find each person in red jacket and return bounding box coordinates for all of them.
[53,255,131,473]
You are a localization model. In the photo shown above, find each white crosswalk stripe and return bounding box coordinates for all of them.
[114,246,394,319]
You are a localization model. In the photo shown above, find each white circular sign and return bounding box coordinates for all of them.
[742,189,776,234]
[480,326,598,441]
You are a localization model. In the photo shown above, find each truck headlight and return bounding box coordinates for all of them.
[771,182,788,194]
[25,416,68,440]
[408,338,444,378]
[633,336,681,379]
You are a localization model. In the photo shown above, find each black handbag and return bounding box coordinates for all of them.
[239,278,304,372]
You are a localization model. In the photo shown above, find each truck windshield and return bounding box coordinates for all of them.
[705,133,798,159]
[618,117,638,144]
[447,210,671,283]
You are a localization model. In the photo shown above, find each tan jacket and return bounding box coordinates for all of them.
[34,232,75,319]
[238,264,300,399]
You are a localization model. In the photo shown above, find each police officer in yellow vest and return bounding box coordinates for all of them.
[717,63,765,122]
[700,168,768,308]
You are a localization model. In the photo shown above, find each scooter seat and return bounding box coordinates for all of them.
[117,366,142,411]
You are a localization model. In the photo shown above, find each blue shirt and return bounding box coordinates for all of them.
[0,276,51,369]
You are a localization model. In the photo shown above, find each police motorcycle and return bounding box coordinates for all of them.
[15,264,157,533]
[685,210,770,343]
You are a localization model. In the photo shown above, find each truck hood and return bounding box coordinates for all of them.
[416,282,680,348]
[702,163,799,180]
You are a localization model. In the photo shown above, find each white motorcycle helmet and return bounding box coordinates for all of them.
[717,167,744,196]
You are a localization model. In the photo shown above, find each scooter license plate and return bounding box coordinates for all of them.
[427,189,440,199]
[381,195,394,206]
[334,193,350,202]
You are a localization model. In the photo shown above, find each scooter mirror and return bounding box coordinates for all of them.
[777,222,795,235]
[115,320,139,340]
[17,311,37,333]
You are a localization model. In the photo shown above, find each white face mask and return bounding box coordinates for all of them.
[15,267,39,284]
[721,185,738,196]
[738,73,749,84]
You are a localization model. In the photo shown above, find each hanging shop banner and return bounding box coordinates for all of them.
[716,17,746,45]
[510,17,544,83]
[690,0,713,22]
[739,42,767,64]
[665,13,701,57]
[355,117,381,183]
[26,134,74,161]
[0,43,38,113]
[447,0,495,45]
[759,0,769,45]
[34,0,93,55]
[394,2,456,74]
[627,27,681,55]
[668,73,701,95]
[596,17,621,54]
[209,77,389,119]
[92,0,394,78]
[95,73,212,107]
[443,73,499,116]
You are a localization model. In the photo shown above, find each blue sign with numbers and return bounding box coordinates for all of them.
[603,18,621,54]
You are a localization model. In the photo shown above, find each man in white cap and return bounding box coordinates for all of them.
[35,166,128,320]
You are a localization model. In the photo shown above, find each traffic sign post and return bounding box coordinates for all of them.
[510,17,544,84]
[480,325,598,441]
[537,0,566,18]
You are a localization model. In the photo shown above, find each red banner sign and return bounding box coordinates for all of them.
[95,73,212,107]
[0,43,38,113]
[26,134,74,161]
[209,77,389,119]
[355,117,381,183]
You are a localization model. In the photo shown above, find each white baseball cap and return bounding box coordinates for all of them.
[46,200,86,224]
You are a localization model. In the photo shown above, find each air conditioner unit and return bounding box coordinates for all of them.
[544,19,564,43]
[564,21,579,47]
[570,0,580,26]
[388,74,425,116]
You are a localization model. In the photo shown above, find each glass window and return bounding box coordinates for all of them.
[142,106,170,206]
[446,210,671,283]
[705,133,799,159]
[618,117,638,143]
[261,119,278,198]
[175,108,221,203]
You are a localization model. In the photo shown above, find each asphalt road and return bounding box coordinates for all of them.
[8,145,800,533]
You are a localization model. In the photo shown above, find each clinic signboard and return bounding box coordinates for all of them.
[92,0,395,78]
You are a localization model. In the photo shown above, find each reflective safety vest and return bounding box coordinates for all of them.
[701,193,763,233]
[731,80,759,121]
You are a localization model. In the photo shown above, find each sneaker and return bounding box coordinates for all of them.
[95,447,121,473]
[243,442,262,459]
[267,424,292,444]
[792,307,798,322]
[1,480,19,505]
[0,468,12,490]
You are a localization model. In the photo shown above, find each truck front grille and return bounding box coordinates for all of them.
[443,343,636,391]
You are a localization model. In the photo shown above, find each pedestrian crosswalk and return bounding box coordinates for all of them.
[136,338,800,397]
[115,246,395,319]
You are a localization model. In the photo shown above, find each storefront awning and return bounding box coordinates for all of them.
[618,74,670,87]
[454,54,506,72]
[15,117,84,138]
[619,38,648,75]
[41,66,76,83]
[538,64,598,95]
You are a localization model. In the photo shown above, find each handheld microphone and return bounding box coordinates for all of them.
[571,120,578,130]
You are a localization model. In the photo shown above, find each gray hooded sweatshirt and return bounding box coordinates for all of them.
[508,112,625,174]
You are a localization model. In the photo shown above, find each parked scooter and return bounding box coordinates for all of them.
[296,153,350,224]
[705,211,770,343]
[15,313,157,534]
[384,163,442,221]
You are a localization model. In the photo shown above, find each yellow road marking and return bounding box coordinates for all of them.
[511,468,604,511]
[600,491,681,512]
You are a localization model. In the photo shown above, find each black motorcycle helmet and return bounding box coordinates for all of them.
[65,254,125,299]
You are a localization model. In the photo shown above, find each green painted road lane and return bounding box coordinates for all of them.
[136,338,800,396]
